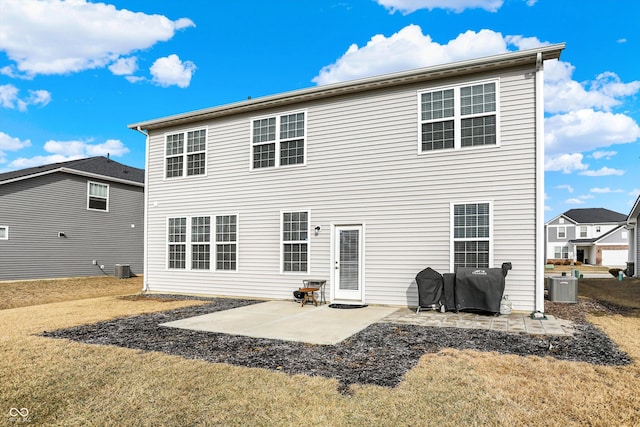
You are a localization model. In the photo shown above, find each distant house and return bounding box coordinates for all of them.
[626,197,640,276]
[129,44,565,313]
[0,156,144,281]
[545,208,628,267]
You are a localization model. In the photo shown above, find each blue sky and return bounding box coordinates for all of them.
[1,0,639,222]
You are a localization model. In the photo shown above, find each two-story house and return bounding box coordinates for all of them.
[545,208,628,267]
[129,44,565,313]
[626,196,640,276]
[0,156,144,281]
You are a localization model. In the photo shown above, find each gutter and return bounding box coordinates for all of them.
[534,52,546,314]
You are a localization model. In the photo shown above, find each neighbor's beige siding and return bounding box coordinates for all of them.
[144,64,540,311]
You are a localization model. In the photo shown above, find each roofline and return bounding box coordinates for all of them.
[129,43,565,131]
[627,195,640,224]
[0,167,144,187]
[544,213,577,226]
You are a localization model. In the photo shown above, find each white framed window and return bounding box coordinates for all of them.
[557,226,566,239]
[215,215,237,271]
[167,217,187,269]
[87,181,109,211]
[559,218,565,224]
[191,216,211,270]
[0,226,8,240]
[165,128,207,178]
[554,246,569,259]
[419,80,498,153]
[579,226,588,238]
[451,202,492,269]
[281,211,309,273]
[251,111,306,169]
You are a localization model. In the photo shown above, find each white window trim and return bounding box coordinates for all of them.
[417,78,500,155]
[557,226,566,239]
[579,226,588,238]
[250,109,308,171]
[164,127,208,179]
[214,213,239,272]
[87,181,109,212]
[190,216,212,271]
[554,246,569,259]
[0,226,8,240]
[449,201,493,271]
[166,217,188,270]
[280,209,311,274]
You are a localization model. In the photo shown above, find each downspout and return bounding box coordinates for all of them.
[135,126,150,292]
[534,52,545,313]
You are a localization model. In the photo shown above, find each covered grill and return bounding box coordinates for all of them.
[415,267,444,312]
[454,262,512,314]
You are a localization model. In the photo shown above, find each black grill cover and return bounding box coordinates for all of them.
[415,267,443,308]
[442,273,456,311]
[455,264,510,314]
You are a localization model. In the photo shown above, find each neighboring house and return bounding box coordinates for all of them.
[129,44,565,313]
[545,208,628,267]
[626,196,640,276]
[0,156,144,281]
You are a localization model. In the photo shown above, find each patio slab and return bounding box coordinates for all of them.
[161,300,398,345]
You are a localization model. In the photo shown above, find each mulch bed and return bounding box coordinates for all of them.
[41,295,632,393]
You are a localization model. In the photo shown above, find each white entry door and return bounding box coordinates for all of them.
[333,225,363,302]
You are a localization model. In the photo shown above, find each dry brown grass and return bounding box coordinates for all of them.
[578,278,640,310]
[1,277,639,425]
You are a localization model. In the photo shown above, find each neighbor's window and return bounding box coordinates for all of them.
[252,111,306,169]
[168,217,187,269]
[165,129,207,178]
[215,215,237,271]
[595,226,601,233]
[191,216,211,270]
[0,226,8,240]
[452,202,491,269]
[282,211,308,272]
[579,226,588,238]
[420,81,497,152]
[554,246,569,259]
[88,181,109,211]
[557,226,566,239]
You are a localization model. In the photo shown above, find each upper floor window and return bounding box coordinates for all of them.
[579,226,588,238]
[557,226,566,239]
[595,226,601,233]
[0,226,8,240]
[419,81,498,153]
[252,111,306,169]
[165,129,207,178]
[88,181,109,211]
[452,202,491,269]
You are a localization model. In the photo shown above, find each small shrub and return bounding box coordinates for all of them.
[609,268,623,278]
[563,259,572,265]
[575,261,583,266]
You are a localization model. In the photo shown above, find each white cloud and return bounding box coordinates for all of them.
[6,154,85,170]
[0,132,31,163]
[0,84,51,111]
[109,57,138,76]
[565,198,585,205]
[591,187,623,193]
[591,150,617,160]
[43,138,130,157]
[617,38,627,43]
[545,109,640,155]
[0,0,195,77]
[149,54,196,88]
[579,167,625,177]
[544,153,588,174]
[313,26,509,85]
[554,184,574,193]
[376,0,504,14]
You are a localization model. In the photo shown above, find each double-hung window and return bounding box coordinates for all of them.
[452,202,491,269]
[557,226,566,239]
[88,181,109,211]
[168,217,187,269]
[252,111,306,169]
[191,216,211,270]
[579,226,588,238]
[282,211,308,272]
[420,81,497,152]
[554,246,569,259]
[165,129,207,178]
[215,215,237,271]
[0,226,8,240]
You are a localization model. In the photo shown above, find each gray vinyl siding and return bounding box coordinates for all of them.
[0,172,143,281]
[598,227,628,245]
[145,64,540,311]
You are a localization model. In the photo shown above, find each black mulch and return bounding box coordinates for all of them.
[40,295,632,392]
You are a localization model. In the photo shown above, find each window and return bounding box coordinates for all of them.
[88,181,109,211]
[216,215,237,271]
[452,202,491,269]
[0,226,8,240]
[554,246,569,259]
[252,111,306,169]
[282,211,308,272]
[191,216,210,270]
[557,226,566,239]
[168,217,187,269]
[595,226,601,233]
[420,81,497,152]
[579,226,588,238]
[165,129,207,178]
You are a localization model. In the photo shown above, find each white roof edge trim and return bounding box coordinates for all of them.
[627,195,640,223]
[129,43,565,130]
[0,167,144,187]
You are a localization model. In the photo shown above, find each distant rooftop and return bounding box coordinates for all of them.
[0,156,144,186]
[563,208,626,224]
